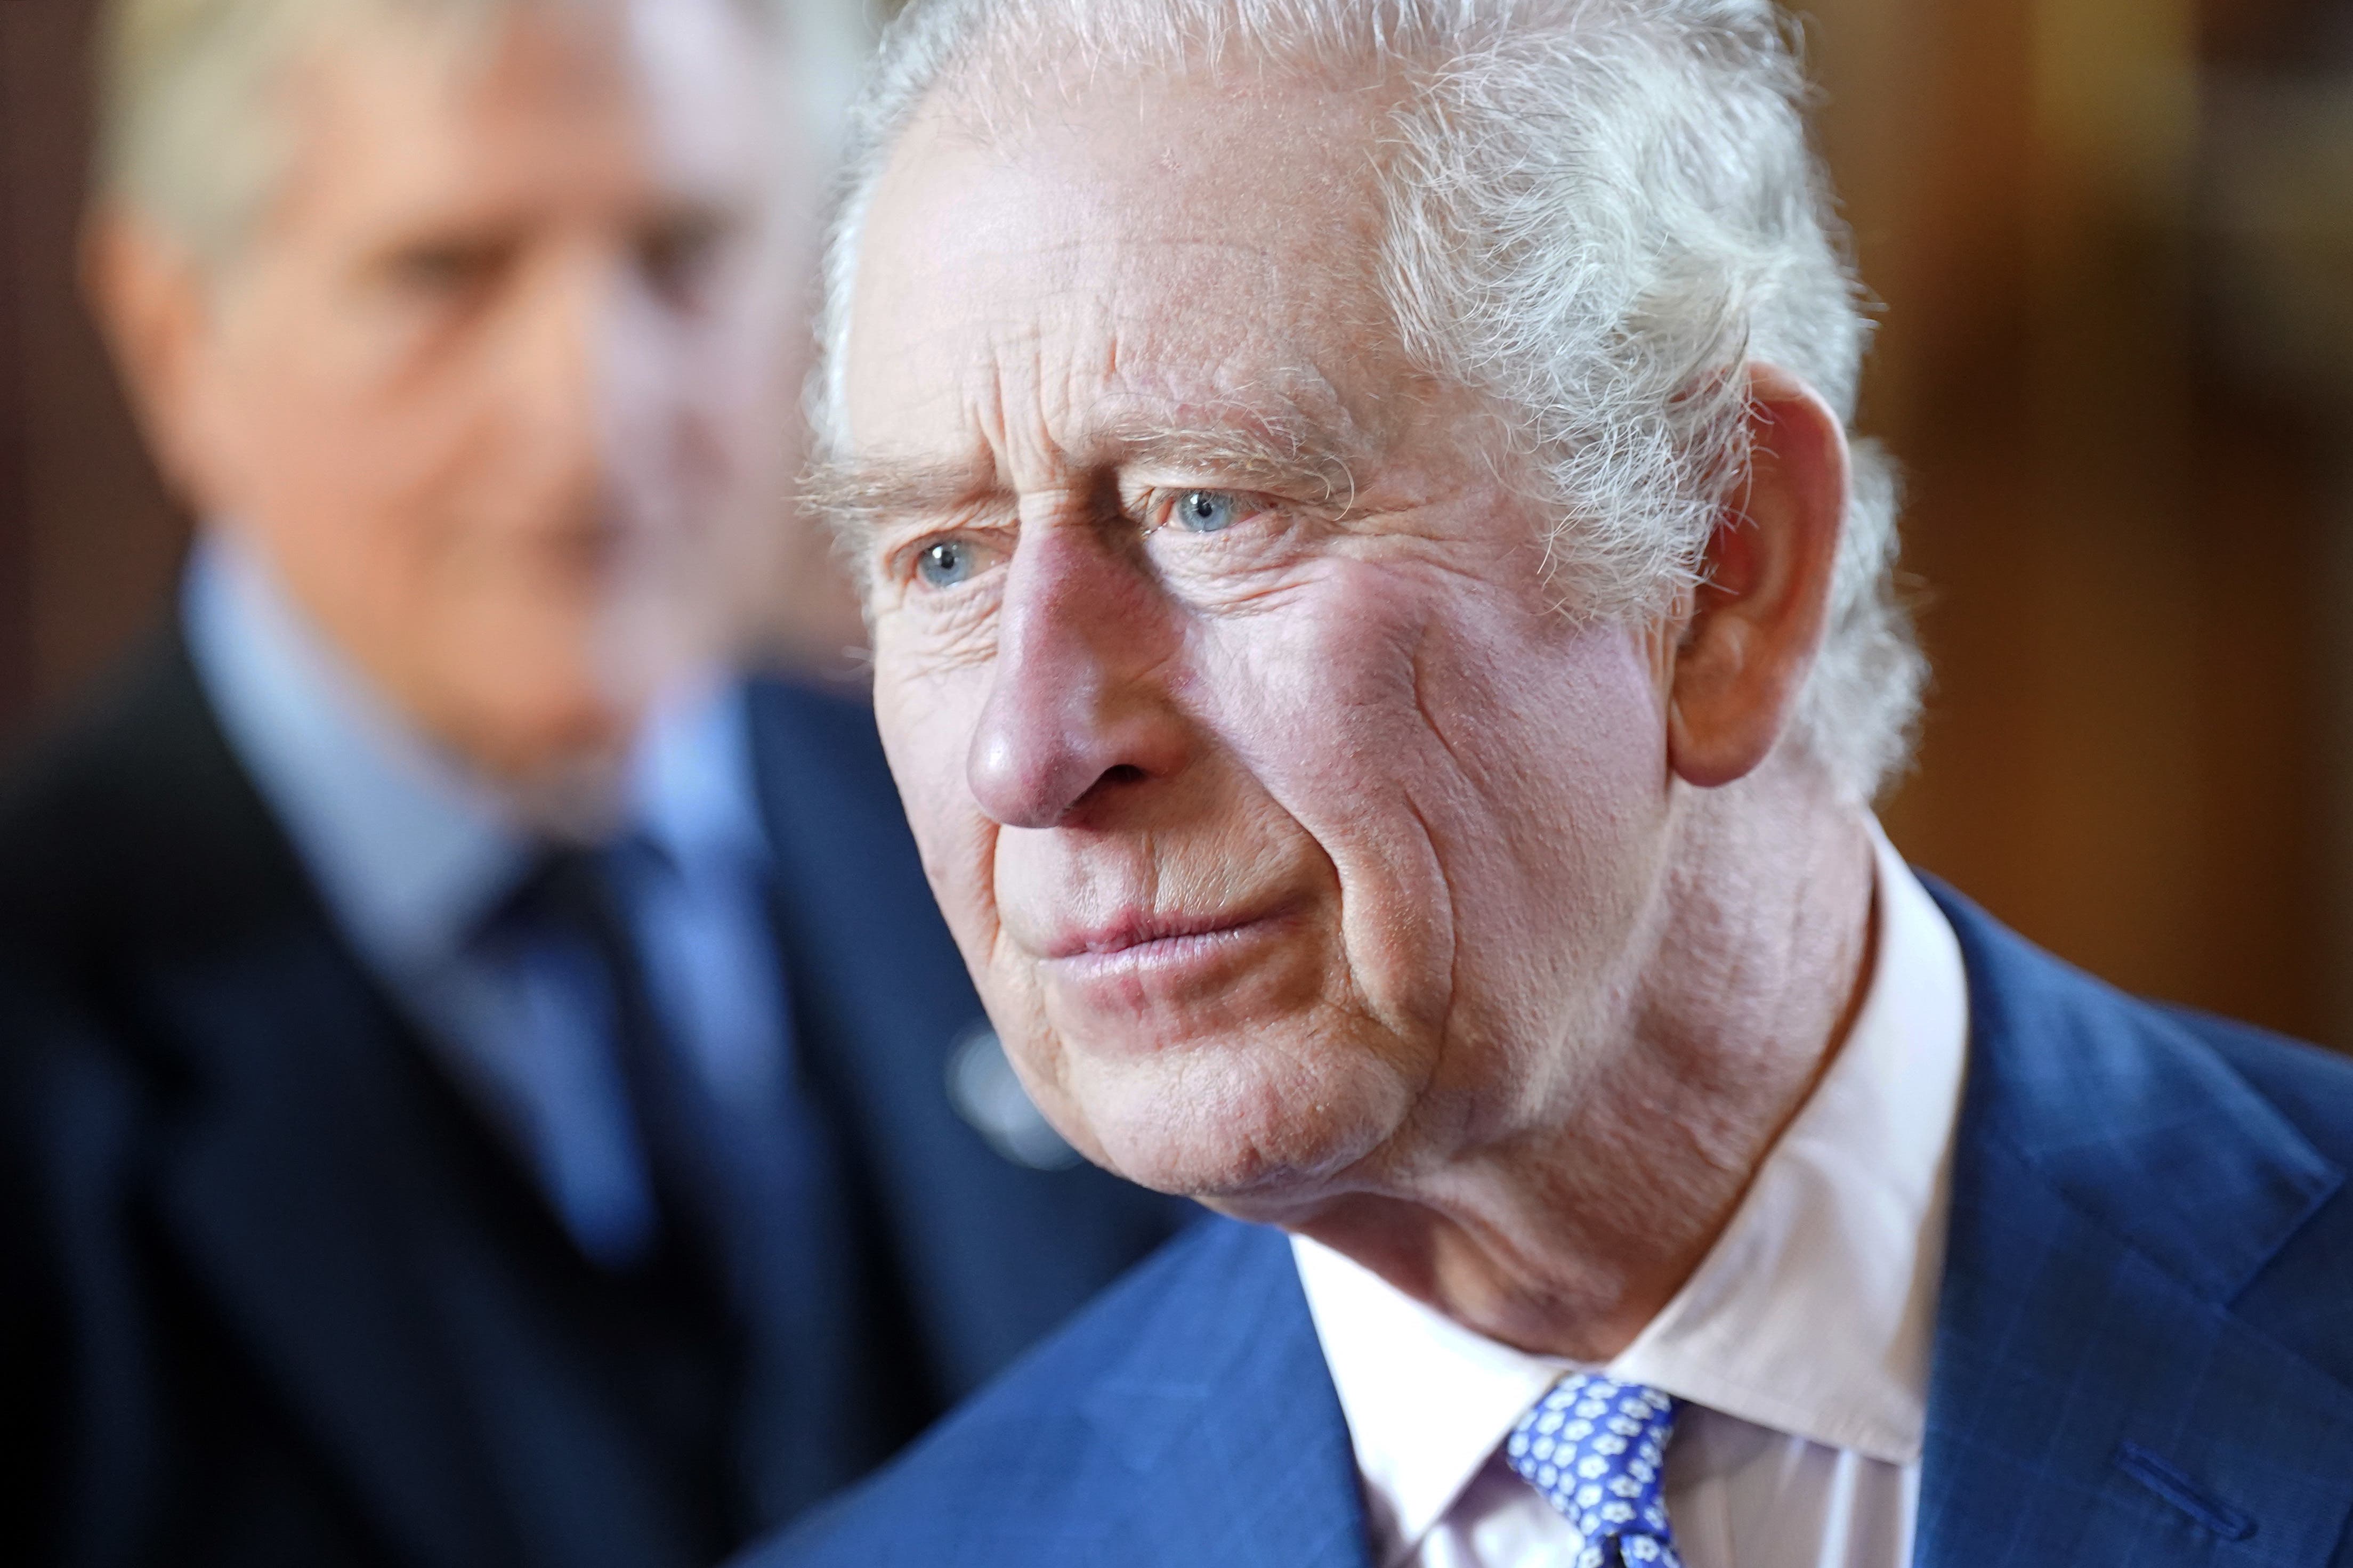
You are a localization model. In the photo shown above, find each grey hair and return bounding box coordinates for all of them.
[819,0,1924,800]
[94,0,878,266]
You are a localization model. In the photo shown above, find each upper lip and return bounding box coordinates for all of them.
[1038,906,1282,961]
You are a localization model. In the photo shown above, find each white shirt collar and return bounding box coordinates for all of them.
[1294,820,1969,1567]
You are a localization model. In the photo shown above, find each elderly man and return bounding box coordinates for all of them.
[735,1,2353,1565]
[0,2,1184,1565]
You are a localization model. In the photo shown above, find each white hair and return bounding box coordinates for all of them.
[820,0,1925,800]
[95,0,879,265]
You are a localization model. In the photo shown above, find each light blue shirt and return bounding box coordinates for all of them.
[184,533,794,1267]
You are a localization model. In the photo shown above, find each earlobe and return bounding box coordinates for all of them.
[1665,365,1849,790]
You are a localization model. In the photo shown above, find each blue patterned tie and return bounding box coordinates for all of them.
[1505,1372,1683,1567]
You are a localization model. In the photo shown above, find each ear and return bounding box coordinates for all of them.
[80,204,229,510]
[1666,363,1849,790]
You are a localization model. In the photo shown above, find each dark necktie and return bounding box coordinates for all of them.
[497,844,743,1551]
[503,843,899,1540]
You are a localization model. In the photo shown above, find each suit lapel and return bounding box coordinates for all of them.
[1919,886,2353,1568]
[114,643,514,1568]
[149,939,515,1568]
[1078,1222,1371,1568]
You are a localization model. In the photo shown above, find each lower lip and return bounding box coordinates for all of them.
[1042,910,1296,987]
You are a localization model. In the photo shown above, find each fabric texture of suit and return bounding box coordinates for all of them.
[748,882,2353,1568]
[0,635,1191,1568]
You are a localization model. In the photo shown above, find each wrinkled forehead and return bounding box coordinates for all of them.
[842,62,1412,475]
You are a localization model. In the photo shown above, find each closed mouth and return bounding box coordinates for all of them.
[1040,904,1294,965]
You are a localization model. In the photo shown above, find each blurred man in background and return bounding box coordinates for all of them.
[0,1,1185,1564]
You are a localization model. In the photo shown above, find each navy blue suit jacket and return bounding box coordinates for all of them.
[0,639,1190,1568]
[750,885,2353,1567]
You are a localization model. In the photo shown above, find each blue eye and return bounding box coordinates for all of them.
[916,538,975,587]
[1172,490,1241,533]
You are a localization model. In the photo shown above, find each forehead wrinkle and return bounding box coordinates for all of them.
[814,338,1065,547]
[1060,334,1376,504]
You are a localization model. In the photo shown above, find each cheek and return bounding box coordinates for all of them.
[208,346,443,640]
[874,643,1000,940]
[206,295,480,568]
[1192,568,1668,1041]
[1401,608,1672,1083]
[204,323,366,523]
[1439,620,1668,935]
[1185,572,1465,1037]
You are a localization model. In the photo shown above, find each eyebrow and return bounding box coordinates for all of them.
[810,407,1364,545]
[1101,418,1359,503]
[805,455,997,542]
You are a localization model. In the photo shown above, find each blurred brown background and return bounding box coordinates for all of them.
[4,0,2350,1044]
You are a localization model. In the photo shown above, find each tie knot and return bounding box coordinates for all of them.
[487,838,665,946]
[1506,1373,1681,1567]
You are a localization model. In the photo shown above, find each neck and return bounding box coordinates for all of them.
[486,743,640,843]
[1290,757,1878,1361]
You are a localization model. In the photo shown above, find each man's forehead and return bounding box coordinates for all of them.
[280,0,770,212]
[887,58,1388,262]
[845,71,1403,486]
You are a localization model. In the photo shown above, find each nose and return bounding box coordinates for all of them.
[967,524,1191,830]
[500,255,612,500]
[512,251,683,507]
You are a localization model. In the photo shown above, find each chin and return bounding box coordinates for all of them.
[423,657,640,823]
[1054,1031,1418,1207]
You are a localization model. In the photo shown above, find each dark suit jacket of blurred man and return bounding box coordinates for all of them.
[0,607,1188,1568]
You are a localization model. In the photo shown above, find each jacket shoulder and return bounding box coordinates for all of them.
[2163,1005,2353,1159]
[1930,874,2353,1164]
[0,635,307,988]
[0,645,169,920]
[1933,880,2353,1363]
